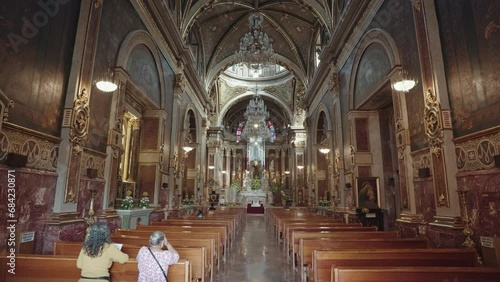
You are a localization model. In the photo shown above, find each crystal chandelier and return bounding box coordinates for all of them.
[235,12,276,71]
[242,89,270,141]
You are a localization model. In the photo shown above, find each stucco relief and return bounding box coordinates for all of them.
[0,125,59,171]
[455,130,500,172]
[80,150,106,179]
[219,79,249,106]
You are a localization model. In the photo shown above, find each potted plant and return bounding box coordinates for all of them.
[231,182,242,192]
[139,192,150,209]
[251,178,261,190]
[270,182,282,193]
[120,190,134,210]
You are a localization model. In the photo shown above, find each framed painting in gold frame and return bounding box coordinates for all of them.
[355,177,380,208]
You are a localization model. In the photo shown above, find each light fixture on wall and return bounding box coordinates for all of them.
[319,148,331,154]
[208,165,215,169]
[393,67,416,92]
[182,146,194,153]
[95,66,117,92]
[284,170,290,175]
[297,165,304,170]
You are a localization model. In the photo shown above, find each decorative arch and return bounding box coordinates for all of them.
[349,28,401,110]
[116,30,167,109]
[313,104,332,144]
[217,91,293,127]
[206,54,306,92]
[183,103,200,143]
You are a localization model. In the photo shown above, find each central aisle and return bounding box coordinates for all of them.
[214,214,301,282]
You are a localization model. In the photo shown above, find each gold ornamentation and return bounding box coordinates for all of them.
[457,188,477,251]
[85,189,97,239]
[70,88,90,152]
[423,89,444,157]
[94,0,103,9]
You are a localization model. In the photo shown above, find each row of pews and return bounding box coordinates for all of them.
[0,207,245,282]
[266,207,500,282]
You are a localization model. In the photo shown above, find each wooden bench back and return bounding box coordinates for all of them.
[333,266,500,282]
[0,254,191,282]
[52,241,208,282]
[300,238,428,266]
[313,249,478,282]
[289,227,380,256]
[117,228,222,260]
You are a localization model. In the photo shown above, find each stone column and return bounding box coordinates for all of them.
[55,0,103,213]
[389,67,421,227]
[411,0,462,244]
[103,68,128,209]
[167,74,185,208]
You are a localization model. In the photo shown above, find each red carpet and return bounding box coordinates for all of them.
[246,204,265,214]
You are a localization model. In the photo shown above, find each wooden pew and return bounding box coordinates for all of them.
[332,266,500,282]
[53,241,209,282]
[0,253,191,282]
[288,227,381,266]
[312,249,479,282]
[279,219,345,241]
[299,238,428,281]
[117,228,220,271]
[283,224,362,254]
[110,235,215,282]
[148,222,229,257]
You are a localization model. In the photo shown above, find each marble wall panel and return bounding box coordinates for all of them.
[457,170,500,243]
[0,167,57,253]
[413,178,436,223]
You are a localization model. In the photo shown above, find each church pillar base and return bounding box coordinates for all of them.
[427,216,466,248]
[41,212,85,254]
[395,213,425,238]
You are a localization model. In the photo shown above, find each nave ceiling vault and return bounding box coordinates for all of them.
[143,0,356,138]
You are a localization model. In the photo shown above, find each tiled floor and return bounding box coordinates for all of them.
[213,214,301,282]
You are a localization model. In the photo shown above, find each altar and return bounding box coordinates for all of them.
[240,190,267,205]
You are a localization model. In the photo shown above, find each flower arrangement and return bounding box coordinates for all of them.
[318,197,331,207]
[231,182,242,192]
[121,190,134,210]
[139,192,150,208]
[361,207,370,214]
[270,182,282,193]
[251,178,261,190]
[181,196,195,206]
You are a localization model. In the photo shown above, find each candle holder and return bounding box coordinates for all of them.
[85,189,96,239]
[457,188,475,250]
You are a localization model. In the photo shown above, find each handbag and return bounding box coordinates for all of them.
[148,248,168,282]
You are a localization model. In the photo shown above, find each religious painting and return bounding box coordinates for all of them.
[355,177,380,209]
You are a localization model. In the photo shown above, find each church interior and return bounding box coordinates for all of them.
[1,0,500,280]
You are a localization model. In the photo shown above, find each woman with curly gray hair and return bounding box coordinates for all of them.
[77,222,129,281]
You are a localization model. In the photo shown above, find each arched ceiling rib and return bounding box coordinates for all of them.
[181,0,333,88]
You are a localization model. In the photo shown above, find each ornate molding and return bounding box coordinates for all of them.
[328,71,340,93]
[69,88,90,152]
[80,149,106,179]
[175,73,186,92]
[455,130,500,172]
[0,124,60,171]
[424,89,444,157]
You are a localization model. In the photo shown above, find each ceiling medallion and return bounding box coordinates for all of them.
[235,12,276,71]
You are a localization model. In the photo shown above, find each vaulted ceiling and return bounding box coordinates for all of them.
[143,0,364,140]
